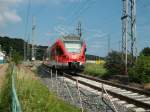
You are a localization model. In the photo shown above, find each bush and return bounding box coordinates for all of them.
[140,47,150,56]
[12,51,23,65]
[104,51,132,75]
[129,55,150,83]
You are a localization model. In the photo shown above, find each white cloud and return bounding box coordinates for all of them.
[0,0,22,26]
[4,11,21,22]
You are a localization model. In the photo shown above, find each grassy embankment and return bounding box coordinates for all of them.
[84,63,107,77]
[16,66,80,112]
[0,65,80,112]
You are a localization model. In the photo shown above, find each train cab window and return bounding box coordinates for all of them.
[56,46,63,56]
[64,41,81,53]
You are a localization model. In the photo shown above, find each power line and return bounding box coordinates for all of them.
[69,0,89,19]
[67,0,90,21]
[69,0,96,25]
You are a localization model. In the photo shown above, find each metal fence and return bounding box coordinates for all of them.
[11,65,22,112]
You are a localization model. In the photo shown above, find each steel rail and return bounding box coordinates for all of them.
[43,63,150,96]
[42,64,150,109]
[76,73,150,96]
[64,73,150,109]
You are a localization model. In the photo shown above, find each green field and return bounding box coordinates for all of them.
[84,63,107,77]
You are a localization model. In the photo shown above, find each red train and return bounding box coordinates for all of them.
[45,35,86,71]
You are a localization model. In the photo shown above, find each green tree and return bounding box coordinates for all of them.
[12,51,23,65]
[140,47,150,56]
[0,36,48,61]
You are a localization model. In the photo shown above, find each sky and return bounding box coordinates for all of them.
[0,0,150,57]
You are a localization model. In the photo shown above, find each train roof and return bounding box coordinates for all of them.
[50,34,86,50]
[61,35,82,42]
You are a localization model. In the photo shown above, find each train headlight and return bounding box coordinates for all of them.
[72,55,77,59]
[79,62,82,65]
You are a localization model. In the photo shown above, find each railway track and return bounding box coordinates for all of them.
[42,64,150,111]
[64,73,150,111]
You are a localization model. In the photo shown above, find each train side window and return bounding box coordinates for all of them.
[84,48,86,55]
[56,46,63,56]
[51,48,55,58]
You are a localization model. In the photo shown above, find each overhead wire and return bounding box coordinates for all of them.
[68,0,90,19]
[68,0,97,25]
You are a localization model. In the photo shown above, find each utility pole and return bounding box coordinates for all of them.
[119,40,121,52]
[130,0,137,64]
[76,21,82,38]
[108,35,111,54]
[32,16,36,61]
[27,34,30,61]
[0,45,1,51]
[24,39,26,61]
[121,0,129,75]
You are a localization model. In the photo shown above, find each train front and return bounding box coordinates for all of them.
[63,36,86,71]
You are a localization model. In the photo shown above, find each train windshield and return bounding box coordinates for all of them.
[64,41,81,53]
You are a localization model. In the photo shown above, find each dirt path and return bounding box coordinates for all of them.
[0,64,8,88]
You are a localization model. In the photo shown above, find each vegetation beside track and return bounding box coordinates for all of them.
[104,48,150,85]
[84,63,107,77]
[16,66,80,112]
[0,64,80,112]
[0,64,12,112]
[129,55,150,84]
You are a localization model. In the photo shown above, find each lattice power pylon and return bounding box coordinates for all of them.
[130,0,137,63]
[121,0,129,75]
[121,0,137,74]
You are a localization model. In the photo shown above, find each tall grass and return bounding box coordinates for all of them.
[0,65,80,112]
[0,64,12,112]
[16,67,80,112]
